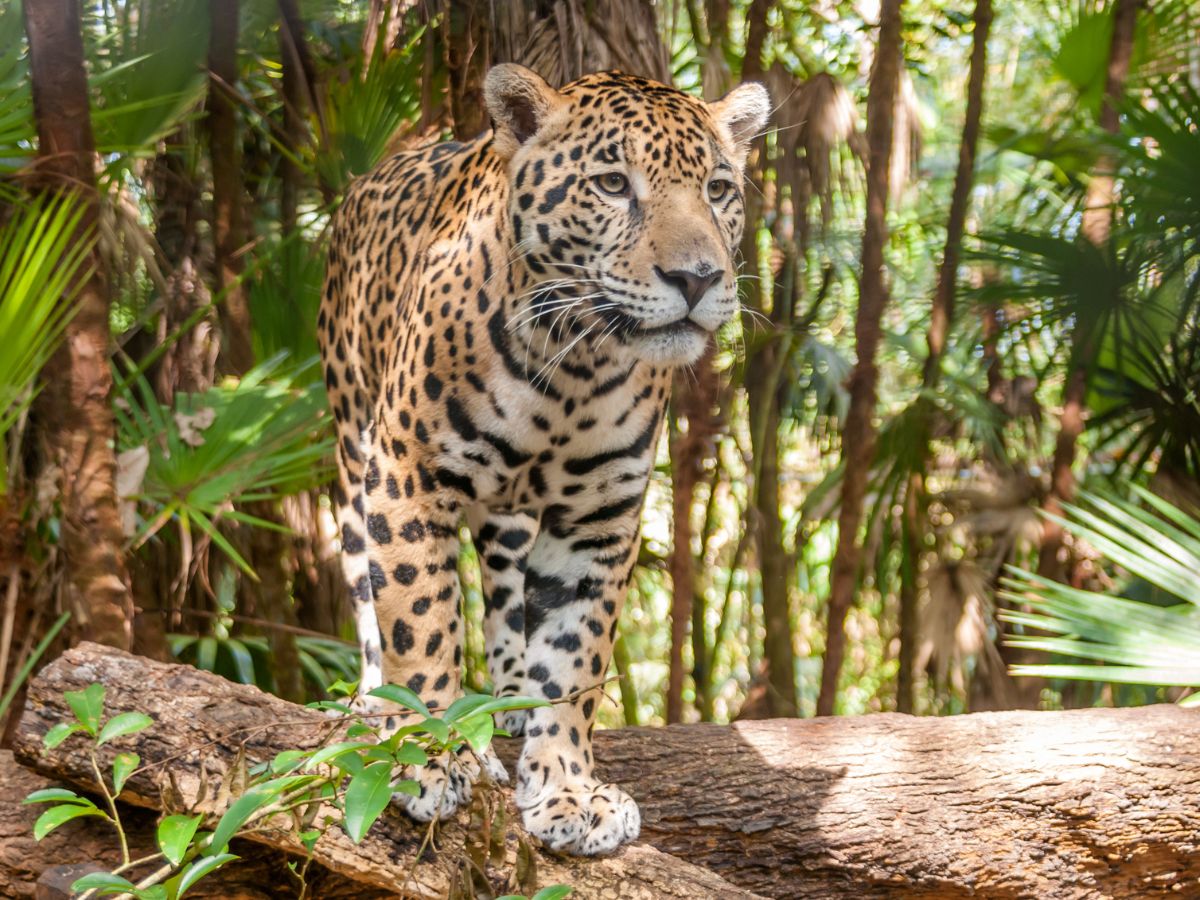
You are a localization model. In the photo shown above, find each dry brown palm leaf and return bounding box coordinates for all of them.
[918,557,1005,697]
[766,65,863,252]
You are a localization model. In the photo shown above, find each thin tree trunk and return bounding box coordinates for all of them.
[442,0,490,139]
[23,0,134,650]
[817,0,905,717]
[667,349,721,723]
[277,0,308,237]
[1036,0,1139,582]
[735,0,797,719]
[897,0,992,713]
[209,0,304,699]
[208,0,255,375]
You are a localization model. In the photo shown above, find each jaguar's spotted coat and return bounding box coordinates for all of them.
[318,64,767,856]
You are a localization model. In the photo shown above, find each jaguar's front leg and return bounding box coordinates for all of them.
[362,442,505,821]
[471,509,537,736]
[515,509,642,855]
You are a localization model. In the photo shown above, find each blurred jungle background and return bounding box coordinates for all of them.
[1,0,1198,738]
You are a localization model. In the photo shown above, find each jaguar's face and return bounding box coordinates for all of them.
[487,67,769,367]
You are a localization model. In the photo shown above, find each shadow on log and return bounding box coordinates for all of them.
[10,643,1200,898]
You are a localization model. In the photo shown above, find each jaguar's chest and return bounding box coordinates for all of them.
[423,356,669,513]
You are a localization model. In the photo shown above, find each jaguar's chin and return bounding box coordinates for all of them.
[623,319,711,367]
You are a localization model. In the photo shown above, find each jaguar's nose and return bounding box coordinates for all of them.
[654,265,724,310]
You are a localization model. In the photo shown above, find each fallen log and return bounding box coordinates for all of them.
[11,643,1200,898]
[10,644,759,899]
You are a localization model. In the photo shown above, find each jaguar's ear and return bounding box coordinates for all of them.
[707,82,771,166]
[485,64,565,158]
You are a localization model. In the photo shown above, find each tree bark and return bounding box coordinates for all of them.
[898,0,993,712]
[15,644,1200,899]
[23,0,135,650]
[208,0,255,376]
[1036,0,1140,582]
[817,0,905,717]
[13,644,761,900]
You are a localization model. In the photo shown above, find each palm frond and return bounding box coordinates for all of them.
[1001,488,1200,695]
[0,198,90,495]
[114,354,335,574]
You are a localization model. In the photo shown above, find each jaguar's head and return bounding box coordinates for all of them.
[487,65,769,367]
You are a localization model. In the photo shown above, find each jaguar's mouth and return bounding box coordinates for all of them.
[603,309,709,339]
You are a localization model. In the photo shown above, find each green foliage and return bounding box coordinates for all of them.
[26,680,554,898]
[1002,488,1200,702]
[170,632,357,698]
[85,0,210,162]
[0,6,33,176]
[0,199,91,495]
[114,355,334,575]
[314,27,425,193]
[248,238,326,369]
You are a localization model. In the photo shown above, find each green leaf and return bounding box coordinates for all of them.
[532,887,575,900]
[157,814,203,867]
[135,886,170,900]
[299,828,321,852]
[366,684,430,717]
[420,717,451,745]
[391,778,420,798]
[98,711,153,746]
[205,773,318,855]
[64,683,105,735]
[34,803,106,840]
[302,741,376,772]
[206,787,276,855]
[1180,691,1200,708]
[306,700,355,715]
[42,722,85,750]
[23,788,93,806]
[442,693,494,723]
[326,678,359,697]
[270,750,307,774]
[69,872,137,895]
[342,760,394,844]
[178,852,238,896]
[393,742,427,767]
[453,712,495,755]
[460,695,551,719]
[112,752,139,793]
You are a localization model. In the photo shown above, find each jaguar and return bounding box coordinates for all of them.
[318,63,767,856]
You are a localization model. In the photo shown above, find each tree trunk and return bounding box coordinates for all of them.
[897,0,993,713]
[817,0,905,717]
[442,0,491,139]
[14,644,762,900]
[1036,0,1139,582]
[16,644,1200,899]
[277,0,311,237]
[23,0,135,650]
[208,0,255,376]
[666,351,719,723]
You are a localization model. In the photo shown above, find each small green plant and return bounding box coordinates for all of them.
[26,680,562,898]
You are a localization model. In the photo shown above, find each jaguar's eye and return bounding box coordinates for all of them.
[707,178,732,202]
[594,172,630,196]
